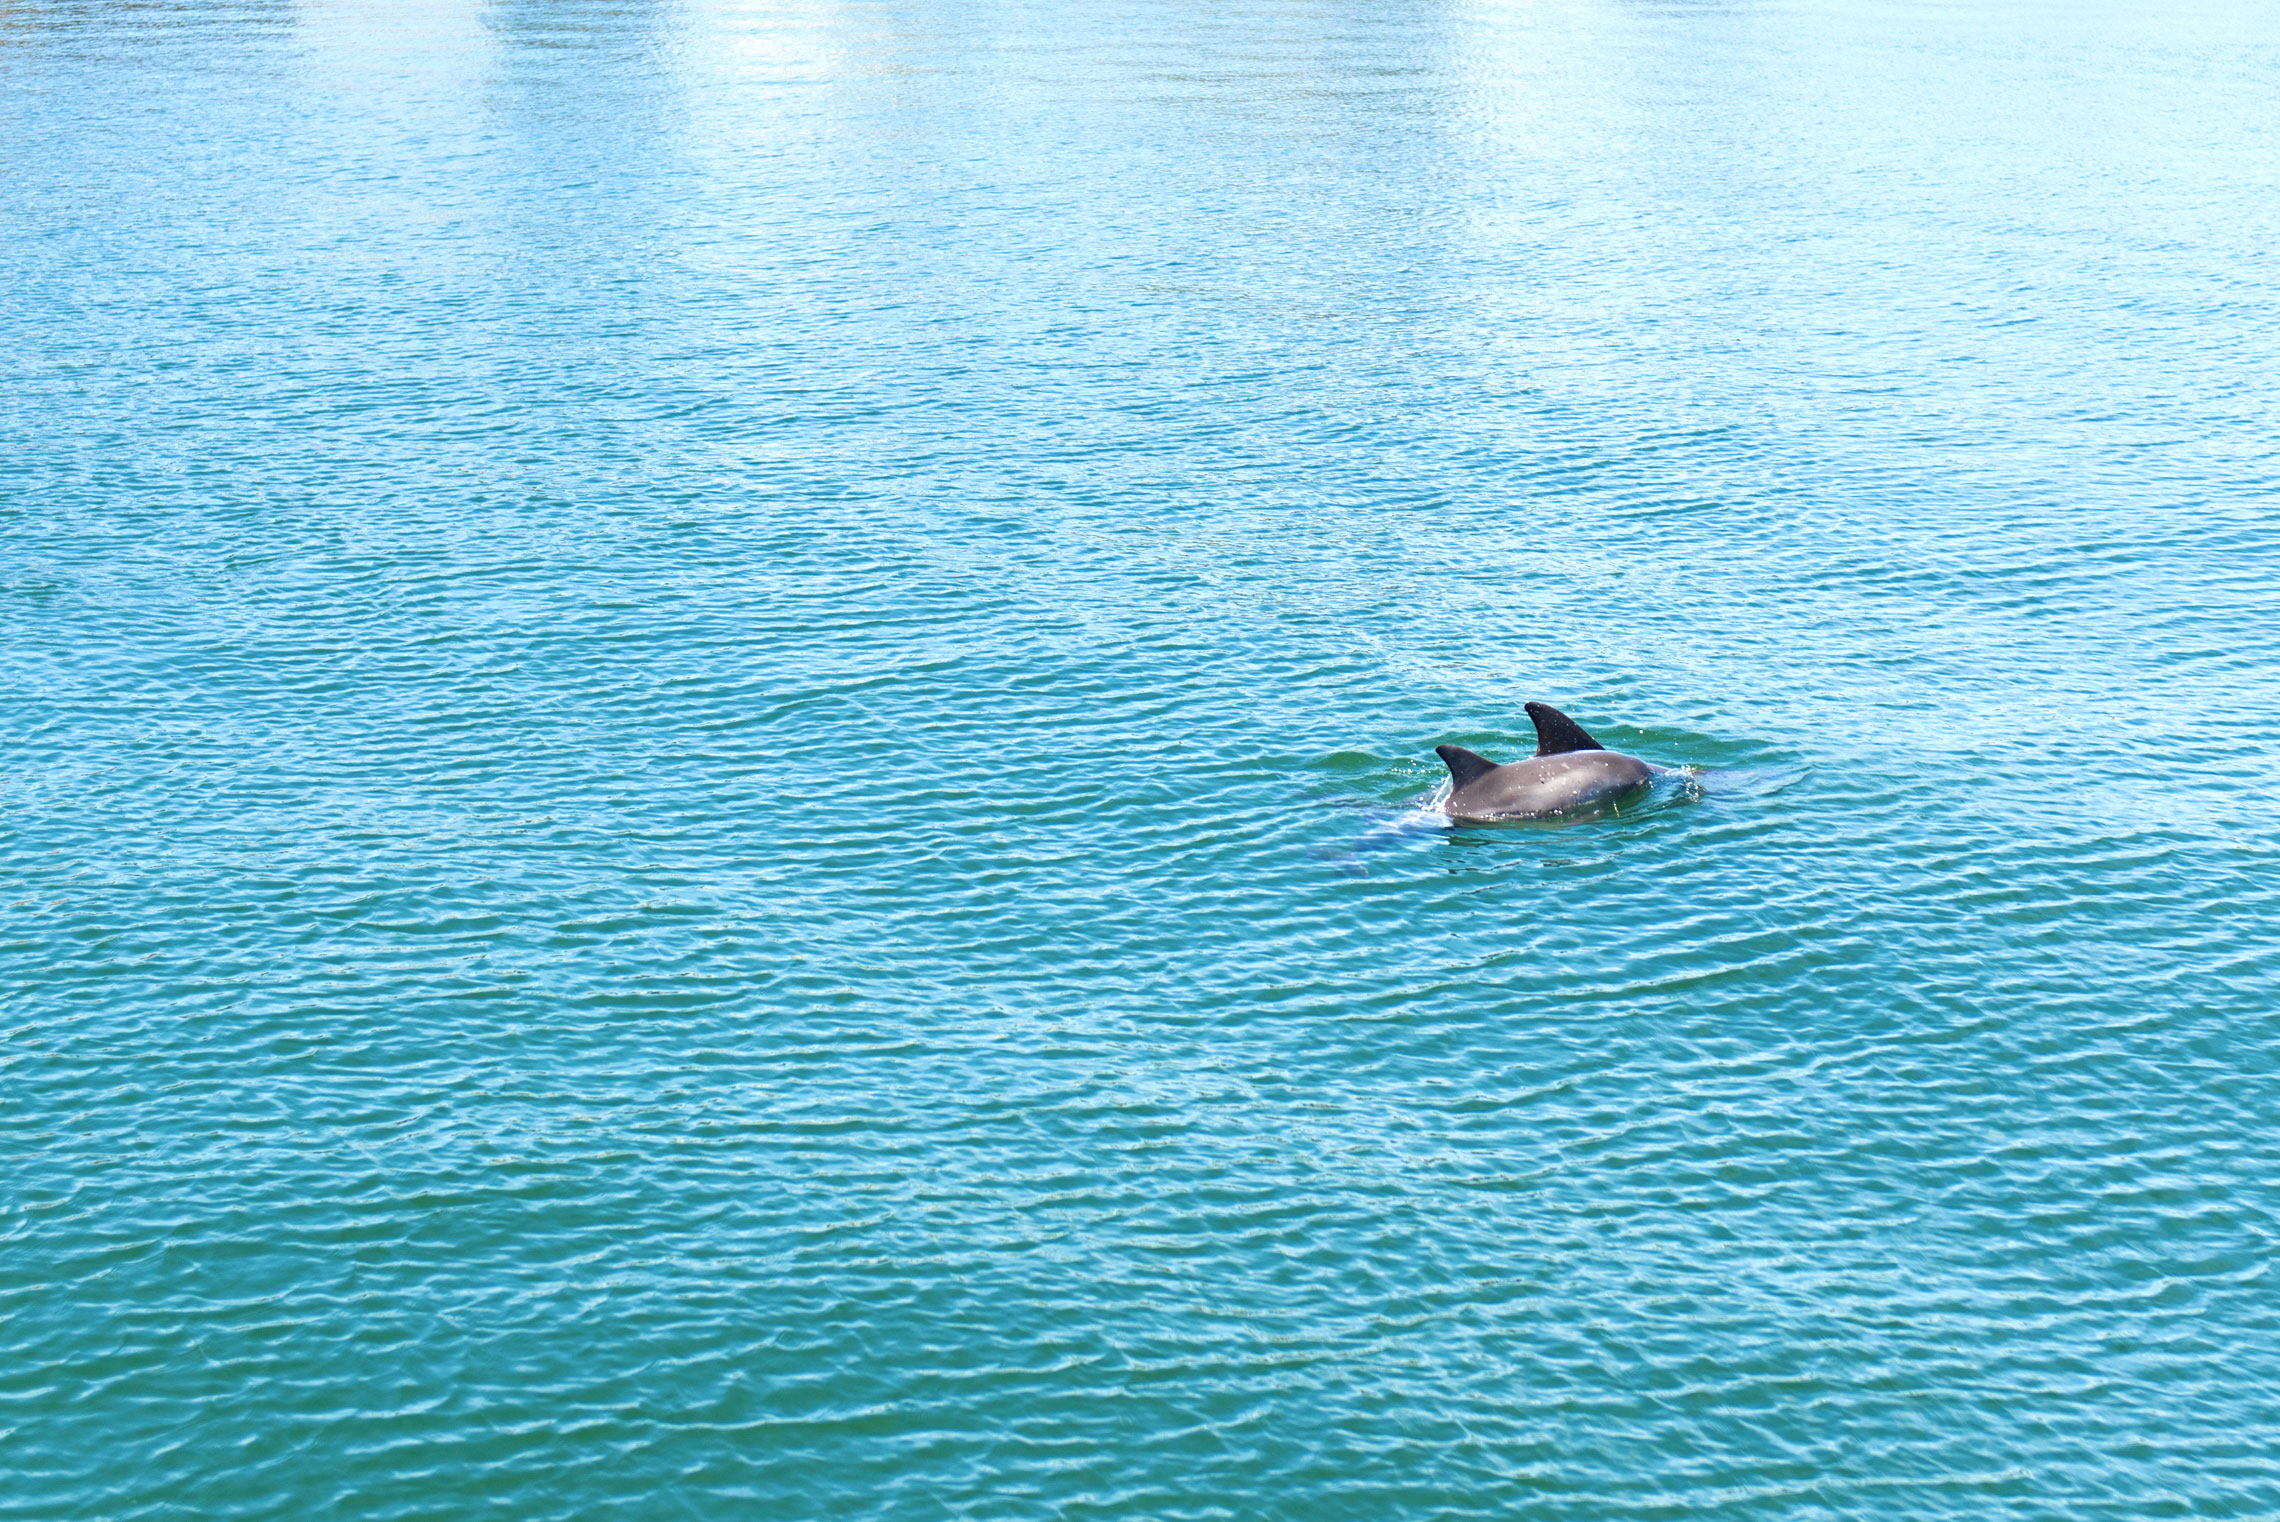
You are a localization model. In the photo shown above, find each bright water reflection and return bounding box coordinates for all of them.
[6,0,2280,1517]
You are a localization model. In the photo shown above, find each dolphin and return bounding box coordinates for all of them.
[1435,702,1654,822]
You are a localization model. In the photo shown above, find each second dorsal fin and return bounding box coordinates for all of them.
[1526,701,1605,756]
[1435,744,1499,790]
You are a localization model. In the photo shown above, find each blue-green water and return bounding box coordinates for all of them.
[7,0,2280,1515]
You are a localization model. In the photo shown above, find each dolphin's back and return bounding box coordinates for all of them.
[1442,750,1652,821]
[1434,702,1652,821]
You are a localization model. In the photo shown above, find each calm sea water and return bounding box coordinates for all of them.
[7,0,2280,1516]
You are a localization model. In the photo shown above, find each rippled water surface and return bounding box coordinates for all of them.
[8,0,2280,1515]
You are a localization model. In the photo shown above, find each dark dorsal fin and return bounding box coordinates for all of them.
[1526,701,1606,756]
[1435,744,1499,790]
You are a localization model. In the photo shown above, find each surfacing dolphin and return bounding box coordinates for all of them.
[1435,702,1654,823]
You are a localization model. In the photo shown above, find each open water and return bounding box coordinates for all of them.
[7,0,2280,1516]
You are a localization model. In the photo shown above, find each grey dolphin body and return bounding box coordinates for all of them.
[1436,702,1654,822]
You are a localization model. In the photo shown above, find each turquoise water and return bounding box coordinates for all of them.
[7,0,2280,1514]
